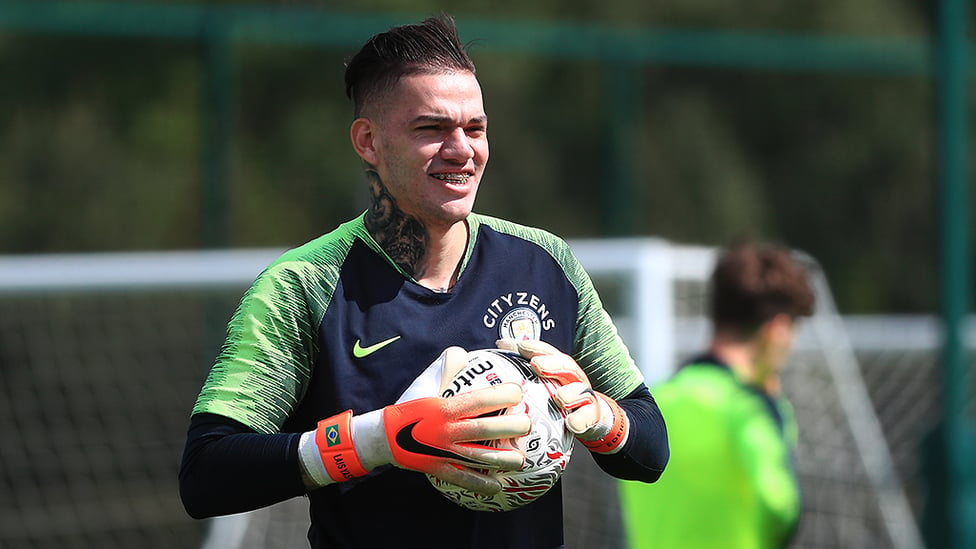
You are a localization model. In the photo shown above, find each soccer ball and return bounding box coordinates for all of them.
[427,347,574,512]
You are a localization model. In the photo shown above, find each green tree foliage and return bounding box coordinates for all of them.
[0,1,956,313]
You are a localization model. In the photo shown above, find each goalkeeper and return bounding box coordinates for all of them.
[619,240,815,549]
[178,14,668,549]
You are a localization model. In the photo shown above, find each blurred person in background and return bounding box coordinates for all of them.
[179,13,668,549]
[619,240,815,549]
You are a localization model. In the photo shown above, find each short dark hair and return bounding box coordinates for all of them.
[344,14,476,117]
[709,241,815,336]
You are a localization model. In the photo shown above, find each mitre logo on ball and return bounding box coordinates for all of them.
[427,348,574,512]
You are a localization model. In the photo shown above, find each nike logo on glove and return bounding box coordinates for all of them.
[395,421,482,467]
[352,335,401,358]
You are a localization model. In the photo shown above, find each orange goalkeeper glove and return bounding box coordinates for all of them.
[497,338,629,454]
[299,347,530,494]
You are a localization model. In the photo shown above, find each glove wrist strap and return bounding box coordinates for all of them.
[316,410,370,482]
[581,399,629,454]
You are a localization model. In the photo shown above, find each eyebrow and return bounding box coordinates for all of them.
[410,114,487,126]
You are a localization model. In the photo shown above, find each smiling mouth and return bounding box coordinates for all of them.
[431,173,471,185]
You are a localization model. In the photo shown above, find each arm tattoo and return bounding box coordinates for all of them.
[363,169,428,278]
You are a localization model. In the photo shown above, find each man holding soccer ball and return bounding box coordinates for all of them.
[179,14,668,549]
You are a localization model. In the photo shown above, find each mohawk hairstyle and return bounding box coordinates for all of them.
[344,14,476,117]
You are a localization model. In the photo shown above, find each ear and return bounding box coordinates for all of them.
[769,314,793,340]
[759,314,793,347]
[753,314,794,394]
[350,118,379,165]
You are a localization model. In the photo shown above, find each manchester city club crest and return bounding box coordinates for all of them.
[499,307,542,341]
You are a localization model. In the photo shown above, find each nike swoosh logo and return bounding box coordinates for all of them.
[395,421,481,466]
[352,335,401,358]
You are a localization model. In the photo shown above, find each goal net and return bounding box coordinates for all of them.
[0,240,926,549]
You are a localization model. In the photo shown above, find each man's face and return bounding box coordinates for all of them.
[355,71,489,232]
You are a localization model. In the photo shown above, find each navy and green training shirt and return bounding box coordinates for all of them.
[182,212,667,549]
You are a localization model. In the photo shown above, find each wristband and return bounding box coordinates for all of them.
[316,410,370,482]
[580,398,629,454]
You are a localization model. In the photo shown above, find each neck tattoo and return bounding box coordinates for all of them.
[363,170,429,279]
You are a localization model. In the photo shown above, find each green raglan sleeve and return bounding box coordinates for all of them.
[190,223,357,434]
[553,240,645,400]
[191,262,319,434]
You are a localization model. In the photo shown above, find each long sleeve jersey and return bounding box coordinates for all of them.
[180,212,668,549]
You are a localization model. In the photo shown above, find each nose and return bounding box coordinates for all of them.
[440,128,475,163]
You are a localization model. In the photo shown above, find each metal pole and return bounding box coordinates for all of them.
[604,60,642,235]
[935,1,972,547]
[202,18,236,248]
